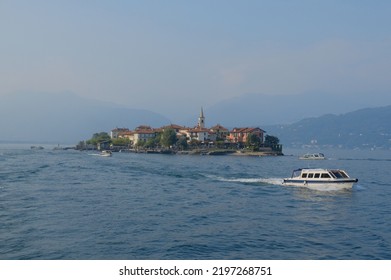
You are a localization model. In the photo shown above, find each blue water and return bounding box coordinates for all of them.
[1,144,391,259]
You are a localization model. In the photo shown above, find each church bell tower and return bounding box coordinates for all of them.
[198,107,205,128]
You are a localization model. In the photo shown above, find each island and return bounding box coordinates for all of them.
[76,108,283,156]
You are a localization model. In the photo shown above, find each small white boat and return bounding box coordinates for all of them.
[282,168,358,190]
[99,150,112,157]
[299,153,325,160]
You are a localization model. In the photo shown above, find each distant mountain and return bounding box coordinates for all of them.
[204,92,391,126]
[2,91,390,148]
[0,92,170,144]
[264,106,391,149]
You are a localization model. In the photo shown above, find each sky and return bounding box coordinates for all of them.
[1,0,391,120]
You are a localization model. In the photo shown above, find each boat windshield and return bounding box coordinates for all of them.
[339,170,349,178]
[292,169,302,178]
[330,170,348,178]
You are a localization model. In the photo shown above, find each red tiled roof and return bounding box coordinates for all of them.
[111,127,130,132]
[210,124,228,131]
[134,130,156,134]
[118,131,134,136]
[163,124,187,130]
[231,127,265,133]
[135,125,153,131]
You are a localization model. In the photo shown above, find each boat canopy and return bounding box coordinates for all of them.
[291,168,350,179]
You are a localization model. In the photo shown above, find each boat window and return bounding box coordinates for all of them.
[339,171,349,178]
[302,173,307,178]
[331,171,343,178]
[293,170,302,177]
[321,173,331,178]
[314,173,320,178]
[308,173,314,178]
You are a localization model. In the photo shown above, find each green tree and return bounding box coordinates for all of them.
[265,135,282,152]
[265,135,280,146]
[145,136,160,148]
[135,140,145,148]
[246,133,261,148]
[160,128,177,148]
[189,139,201,148]
[111,138,131,146]
[215,140,225,149]
[86,132,111,145]
[176,136,188,150]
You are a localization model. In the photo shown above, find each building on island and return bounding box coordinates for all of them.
[110,127,130,139]
[210,124,229,141]
[186,127,210,142]
[110,108,266,147]
[227,127,265,144]
[133,125,157,144]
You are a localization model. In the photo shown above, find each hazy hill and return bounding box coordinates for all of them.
[0,92,170,144]
[203,92,391,126]
[264,106,391,149]
[2,91,390,148]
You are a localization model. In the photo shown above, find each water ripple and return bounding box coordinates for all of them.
[1,148,391,259]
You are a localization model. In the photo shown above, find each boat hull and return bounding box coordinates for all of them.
[282,179,357,190]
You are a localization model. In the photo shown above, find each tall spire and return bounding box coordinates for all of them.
[198,107,205,128]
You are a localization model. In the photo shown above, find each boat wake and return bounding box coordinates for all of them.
[88,153,111,157]
[207,175,283,186]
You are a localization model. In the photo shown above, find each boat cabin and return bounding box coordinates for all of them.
[292,169,349,179]
[299,153,325,160]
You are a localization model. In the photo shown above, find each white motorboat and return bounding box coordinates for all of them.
[299,153,325,160]
[99,150,112,157]
[282,168,358,189]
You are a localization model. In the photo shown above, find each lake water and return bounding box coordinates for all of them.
[1,144,391,259]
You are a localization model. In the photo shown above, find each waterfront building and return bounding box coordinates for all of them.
[133,126,157,145]
[117,130,134,142]
[110,127,130,139]
[210,124,229,141]
[186,127,210,142]
[227,127,265,144]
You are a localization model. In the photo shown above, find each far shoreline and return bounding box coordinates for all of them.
[124,148,283,156]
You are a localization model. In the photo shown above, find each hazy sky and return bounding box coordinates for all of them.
[1,0,390,118]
